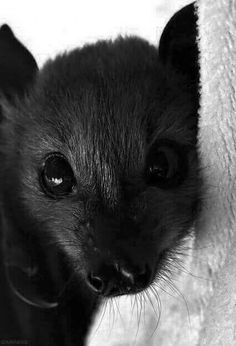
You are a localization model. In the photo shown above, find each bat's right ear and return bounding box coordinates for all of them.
[158,3,199,84]
[0,24,38,100]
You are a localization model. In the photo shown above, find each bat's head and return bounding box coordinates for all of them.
[0,4,200,308]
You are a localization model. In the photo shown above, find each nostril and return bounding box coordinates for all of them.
[120,267,135,284]
[86,273,104,294]
[136,264,152,288]
[113,262,153,293]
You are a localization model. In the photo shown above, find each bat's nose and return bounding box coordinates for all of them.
[86,262,153,297]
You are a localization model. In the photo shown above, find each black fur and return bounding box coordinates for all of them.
[0,3,199,345]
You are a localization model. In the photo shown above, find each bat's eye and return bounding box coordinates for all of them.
[40,153,77,198]
[145,140,187,189]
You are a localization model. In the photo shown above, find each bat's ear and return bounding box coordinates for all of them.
[159,3,199,84]
[0,24,38,100]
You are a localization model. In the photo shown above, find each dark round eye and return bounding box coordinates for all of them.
[145,140,187,189]
[40,153,77,198]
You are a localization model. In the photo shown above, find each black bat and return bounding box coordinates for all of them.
[0,3,200,345]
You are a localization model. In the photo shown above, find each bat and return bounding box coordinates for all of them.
[0,3,199,345]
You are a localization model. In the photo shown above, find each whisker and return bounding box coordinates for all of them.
[114,297,125,328]
[145,287,162,339]
[170,259,209,281]
[134,293,143,346]
[91,298,108,339]
[152,281,176,299]
[161,272,192,331]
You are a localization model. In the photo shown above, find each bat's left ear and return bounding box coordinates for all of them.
[0,24,38,99]
[159,2,199,84]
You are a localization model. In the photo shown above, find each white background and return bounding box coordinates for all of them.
[0,0,191,67]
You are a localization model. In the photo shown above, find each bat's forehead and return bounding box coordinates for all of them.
[30,46,162,170]
[60,85,148,184]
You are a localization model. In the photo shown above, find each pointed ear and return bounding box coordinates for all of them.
[0,24,38,99]
[159,3,199,83]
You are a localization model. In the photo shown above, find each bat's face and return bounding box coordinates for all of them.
[1,34,199,301]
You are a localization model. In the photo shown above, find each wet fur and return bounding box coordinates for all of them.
[0,3,199,345]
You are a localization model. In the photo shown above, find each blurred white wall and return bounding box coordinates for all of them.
[0,0,191,67]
